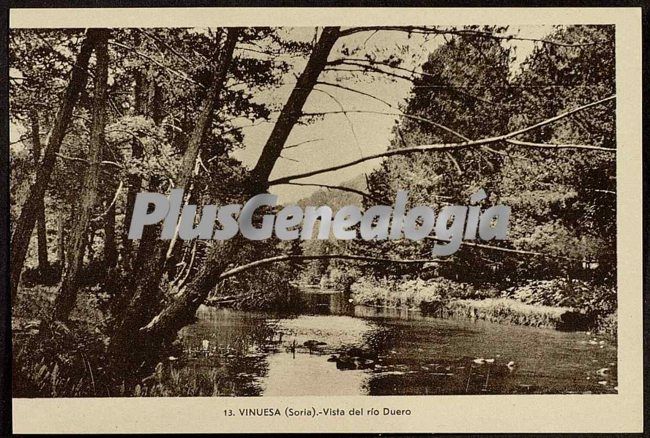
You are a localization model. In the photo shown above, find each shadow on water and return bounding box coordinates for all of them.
[178,289,617,396]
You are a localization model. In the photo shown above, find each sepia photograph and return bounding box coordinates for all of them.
[5,6,644,434]
[5,3,644,434]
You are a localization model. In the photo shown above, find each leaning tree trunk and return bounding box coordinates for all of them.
[10,30,99,304]
[30,112,50,273]
[124,27,341,366]
[108,28,241,369]
[251,27,341,185]
[52,30,110,321]
[109,65,163,321]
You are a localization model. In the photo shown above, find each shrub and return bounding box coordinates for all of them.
[13,322,110,397]
[350,276,489,308]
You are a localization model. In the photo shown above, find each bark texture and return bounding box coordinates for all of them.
[52,30,110,321]
[252,27,340,185]
[131,27,341,356]
[10,30,99,303]
[108,28,241,367]
[30,112,50,272]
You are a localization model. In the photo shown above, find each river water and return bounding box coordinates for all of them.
[179,290,617,396]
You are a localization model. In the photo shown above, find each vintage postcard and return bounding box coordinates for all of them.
[7,7,643,434]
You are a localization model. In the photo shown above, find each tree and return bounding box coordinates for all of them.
[10,26,616,394]
[29,111,50,273]
[115,28,342,366]
[10,29,100,303]
[53,29,110,321]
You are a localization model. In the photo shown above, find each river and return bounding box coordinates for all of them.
[178,289,617,396]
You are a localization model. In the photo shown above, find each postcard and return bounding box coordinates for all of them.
[7,6,643,434]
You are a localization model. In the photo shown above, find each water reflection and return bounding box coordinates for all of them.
[178,290,617,396]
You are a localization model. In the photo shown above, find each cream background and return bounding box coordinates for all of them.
[10,7,643,434]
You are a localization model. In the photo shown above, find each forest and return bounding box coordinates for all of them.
[10,25,616,397]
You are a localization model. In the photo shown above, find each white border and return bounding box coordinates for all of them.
[10,7,644,434]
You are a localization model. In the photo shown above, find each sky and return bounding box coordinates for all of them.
[10,25,551,204]
[230,26,550,203]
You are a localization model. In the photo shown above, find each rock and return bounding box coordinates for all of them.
[347,347,365,357]
[596,368,610,376]
[303,340,324,349]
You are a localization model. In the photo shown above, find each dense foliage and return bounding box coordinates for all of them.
[10,25,617,397]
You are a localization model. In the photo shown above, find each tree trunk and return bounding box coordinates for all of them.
[108,28,241,366]
[251,27,340,185]
[126,27,341,361]
[10,30,99,304]
[121,35,150,268]
[52,30,110,321]
[120,77,143,267]
[30,112,50,272]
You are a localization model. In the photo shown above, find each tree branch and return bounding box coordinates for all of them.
[219,254,446,280]
[279,181,387,204]
[338,26,607,47]
[301,109,471,143]
[283,138,324,150]
[251,27,341,184]
[54,153,123,168]
[424,236,593,262]
[109,41,203,88]
[505,139,615,152]
[136,28,196,67]
[328,59,496,105]
[268,95,615,185]
[316,80,396,108]
[91,180,124,223]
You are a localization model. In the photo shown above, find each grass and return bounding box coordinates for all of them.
[444,298,572,329]
[349,276,606,332]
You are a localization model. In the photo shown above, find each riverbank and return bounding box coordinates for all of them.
[12,283,617,397]
[349,277,616,335]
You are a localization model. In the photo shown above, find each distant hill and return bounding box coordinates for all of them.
[296,174,368,209]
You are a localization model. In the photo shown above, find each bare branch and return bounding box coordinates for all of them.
[280,181,387,204]
[339,26,607,47]
[316,80,395,108]
[284,138,324,150]
[328,59,496,105]
[269,95,615,185]
[109,41,203,88]
[91,180,124,223]
[55,152,123,169]
[301,109,470,142]
[136,28,195,67]
[506,139,615,152]
[312,87,362,155]
[9,134,32,146]
[425,236,593,263]
[279,154,301,163]
[219,254,446,280]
